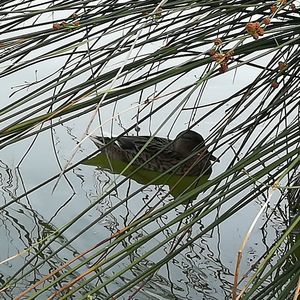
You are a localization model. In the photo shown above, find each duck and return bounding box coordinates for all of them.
[90,130,218,176]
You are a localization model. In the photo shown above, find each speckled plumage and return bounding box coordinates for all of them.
[90,130,218,176]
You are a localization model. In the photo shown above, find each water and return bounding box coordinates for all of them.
[0,100,285,299]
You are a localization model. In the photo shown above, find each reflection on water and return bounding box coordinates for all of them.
[0,155,235,299]
[0,148,291,299]
[82,152,211,203]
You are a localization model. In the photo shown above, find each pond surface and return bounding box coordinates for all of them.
[0,88,285,299]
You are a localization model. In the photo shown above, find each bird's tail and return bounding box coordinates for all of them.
[89,135,112,149]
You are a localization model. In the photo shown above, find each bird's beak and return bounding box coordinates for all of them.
[210,154,220,162]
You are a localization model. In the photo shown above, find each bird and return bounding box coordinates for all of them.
[90,130,218,176]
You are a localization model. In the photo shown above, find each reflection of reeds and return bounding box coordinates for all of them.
[287,174,300,264]
[288,174,300,223]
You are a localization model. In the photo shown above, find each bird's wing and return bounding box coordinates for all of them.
[118,136,174,155]
[91,135,181,158]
